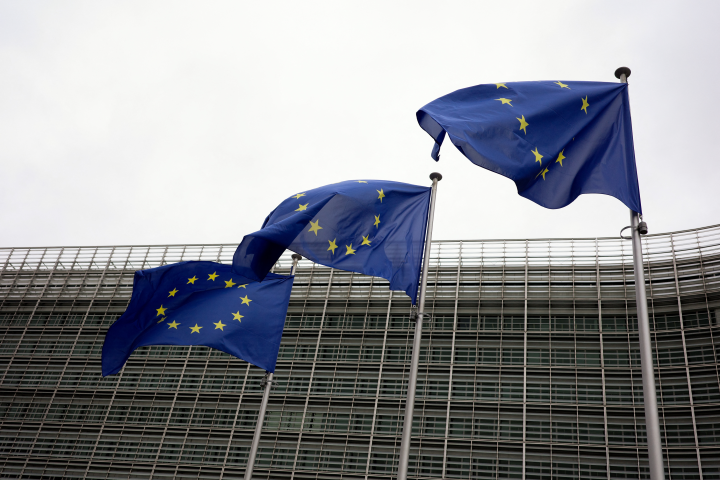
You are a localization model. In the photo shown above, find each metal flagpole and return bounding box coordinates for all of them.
[243,253,302,480]
[397,172,442,480]
[616,67,665,480]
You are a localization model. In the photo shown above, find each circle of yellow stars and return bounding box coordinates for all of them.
[154,272,253,336]
[287,181,386,259]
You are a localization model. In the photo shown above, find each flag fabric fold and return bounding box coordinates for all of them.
[232,180,431,304]
[417,81,642,213]
[102,261,293,376]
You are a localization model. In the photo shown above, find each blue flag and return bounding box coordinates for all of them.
[232,180,431,304]
[102,261,294,376]
[417,81,642,213]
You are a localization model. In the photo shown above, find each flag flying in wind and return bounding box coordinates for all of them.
[102,261,294,376]
[417,81,642,213]
[232,180,431,304]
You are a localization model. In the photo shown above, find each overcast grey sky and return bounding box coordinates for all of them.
[1,1,718,248]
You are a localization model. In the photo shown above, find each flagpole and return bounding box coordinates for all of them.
[243,253,301,480]
[397,172,442,480]
[616,67,665,480]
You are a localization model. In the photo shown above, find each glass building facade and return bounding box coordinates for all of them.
[1,225,719,479]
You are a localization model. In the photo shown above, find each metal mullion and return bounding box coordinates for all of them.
[522,241,528,480]
[296,257,313,321]
[290,263,330,479]
[365,289,393,478]
[669,235,703,478]
[495,240,508,480]
[571,241,581,472]
[176,356,208,470]
[0,246,13,276]
[597,239,611,480]
[639,232,668,476]
[693,230,714,323]
[476,238,485,454]
[494,241,506,480]
[363,276,375,329]
[220,362,252,477]
[82,367,125,478]
[478,241,484,332]
[20,249,50,315]
[149,347,194,478]
[441,242,462,479]
[159,245,169,267]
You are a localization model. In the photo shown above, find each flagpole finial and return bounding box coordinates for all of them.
[614,67,631,79]
[291,254,302,261]
[430,172,442,181]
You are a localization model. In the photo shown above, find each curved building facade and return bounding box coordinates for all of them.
[0,225,719,479]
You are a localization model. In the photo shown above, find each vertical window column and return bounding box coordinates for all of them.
[670,235,704,477]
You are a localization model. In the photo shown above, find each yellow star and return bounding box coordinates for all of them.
[581,96,590,114]
[190,324,202,334]
[377,189,385,202]
[345,244,356,255]
[308,219,322,236]
[208,272,219,281]
[237,284,247,289]
[232,311,243,321]
[495,98,513,106]
[167,320,180,329]
[328,238,338,254]
[555,81,570,89]
[536,167,550,180]
[555,150,565,167]
[240,295,252,306]
[292,193,306,199]
[225,279,236,288]
[214,320,226,331]
[157,317,166,324]
[361,235,371,246]
[517,115,529,134]
[532,147,543,164]
[496,83,508,89]
[295,203,309,212]
[187,276,197,284]
[374,215,380,228]
[168,288,179,297]
[156,305,167,317]
[356,180,367,183]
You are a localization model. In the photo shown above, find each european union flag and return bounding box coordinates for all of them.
[232,180,431,304]
[102,261,294,376]
[417,81,642,213]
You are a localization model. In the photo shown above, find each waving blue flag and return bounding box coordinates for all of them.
[417,81,642,213]
[102,261,293,376]
[232,180,431,304]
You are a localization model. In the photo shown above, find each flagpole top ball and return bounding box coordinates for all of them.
[614,67,631,79]
[430,172,442,182]
[291,254,302,261]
